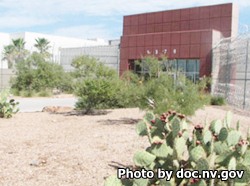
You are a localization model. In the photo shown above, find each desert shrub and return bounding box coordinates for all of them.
[115,71,145,108]
[211,96,226,106]
[105,111,250,185]
[121,73,209,115]
[37,89,53,97]
[116,70,210,115]
[71,55,117,79]
[74,78,122,113]
[197,76,211,92]
[120,70,142,85]
[72,55,123,113]
[135,74,210,115]
[53,71,74,94]
[19,90,36,97]
[115,84,145,108]
[131,55,210,115]
[0,90,19,118]
[73,55,210,115]
[135,55,163,79]
[11,52,69,96]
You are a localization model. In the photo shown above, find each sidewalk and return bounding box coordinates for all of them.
[15,97,77,112]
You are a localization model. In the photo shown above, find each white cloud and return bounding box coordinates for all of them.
[0,0,249,38]
[0,0,249,17]
[0,16,58,28]
[53,25,117,40]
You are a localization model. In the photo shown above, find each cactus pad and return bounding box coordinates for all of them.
[196,158,209,173]
[227,131,241,146]
[172,118,181,138]
[228,157,236,170]
[174,137,186,160]
[218,127,228,141]
[133,150,156,167]
[190,146,206,162]
[136,120,148,136]
[203,130,212,145]
[150,143,173,158]
[224,111,232,129]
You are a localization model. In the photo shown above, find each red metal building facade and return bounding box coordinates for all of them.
[120,3,238,78]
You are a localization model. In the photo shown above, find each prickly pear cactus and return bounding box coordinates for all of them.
[105,111,250,186]
[0,90,19,118]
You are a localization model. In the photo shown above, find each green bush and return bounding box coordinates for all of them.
[135,55,163,79]
[58,72,74,93]
[130,55,210,115]
[73,70,210,115]
[0,90,19,118]
[211,96,226,106]
[37,89,53,97]
[71,55,117,79]
[115,71,145,108]
[116,70,210,116]
[120,70,142,85]
[134,74,210,115]
[72,55,123,113]
[105,111,250,185]
[74,78,122,113]
[73,55,210,115]
[11,52,70,96]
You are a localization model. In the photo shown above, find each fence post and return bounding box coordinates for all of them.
[225,43,230,100]
[117,48,120,76]
[243,40,249,109]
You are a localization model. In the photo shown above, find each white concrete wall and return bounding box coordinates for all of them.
[10,32,108,63]
[0,32,111,89]
[0,31,111,68]
[232,4,239,38]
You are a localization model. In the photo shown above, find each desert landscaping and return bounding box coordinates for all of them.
[0,1,250,186]
[0,106,249,186]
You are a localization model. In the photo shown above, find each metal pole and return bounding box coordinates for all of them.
[117,47,120,76]
[243,40,249,109]
[225,43,230,100]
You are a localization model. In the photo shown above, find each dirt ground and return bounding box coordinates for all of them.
[0,106,250,186]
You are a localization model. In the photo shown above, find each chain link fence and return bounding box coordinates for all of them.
[0,52,14,91]
[212,33,250,110]
[0,68,14,91]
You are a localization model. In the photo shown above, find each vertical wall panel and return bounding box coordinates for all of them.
[120,3,236,77]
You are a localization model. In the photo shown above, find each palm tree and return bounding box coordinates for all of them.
[2,45,15,68]
[12,38,25,52]
[34,38,51,55]
[2,38,29,68]
[11,38,28,64]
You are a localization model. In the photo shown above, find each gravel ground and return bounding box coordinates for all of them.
[0,106,249,186]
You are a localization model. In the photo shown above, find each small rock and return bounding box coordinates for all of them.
[30,160,39,167]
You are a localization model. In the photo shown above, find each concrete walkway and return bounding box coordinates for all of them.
[14,97,77,112]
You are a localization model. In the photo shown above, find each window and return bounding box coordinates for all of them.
[133,59,200,82]
[134,63,141,73]
[166,59,200,82]
[177,59,186,72]
[185,59,200,82]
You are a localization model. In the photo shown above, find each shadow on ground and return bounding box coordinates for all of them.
[42,106,112,116]
[108,161,134,169]
[97,118,140,125]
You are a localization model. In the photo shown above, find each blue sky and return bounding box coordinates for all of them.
[0,0,249,40]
